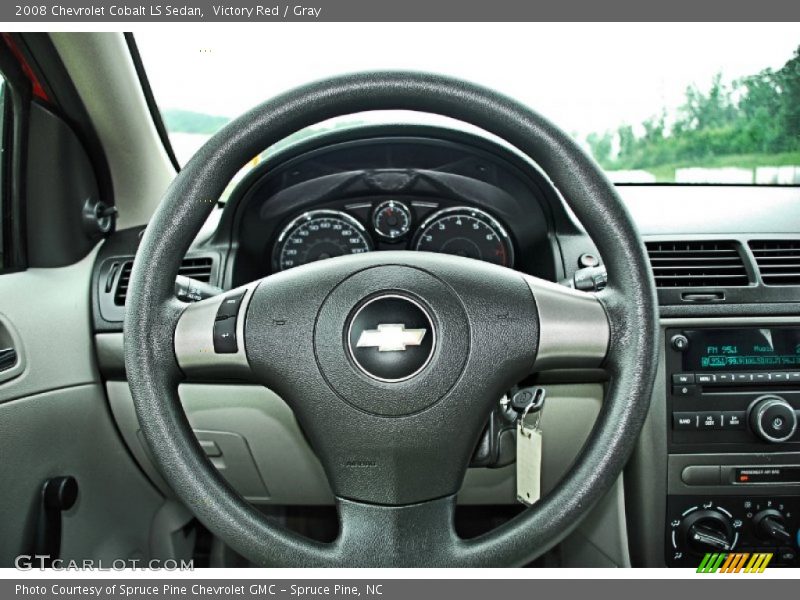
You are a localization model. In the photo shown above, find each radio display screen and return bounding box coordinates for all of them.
[683,327,800,371]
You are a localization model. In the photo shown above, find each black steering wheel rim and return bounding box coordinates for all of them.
[124,71,658,566]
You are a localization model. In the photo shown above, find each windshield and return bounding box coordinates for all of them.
[136,24,800,185]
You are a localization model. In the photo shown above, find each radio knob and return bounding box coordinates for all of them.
[670,334,690,352]
[749,395,798,443]
[752,509,793,543]
[680,509,735,553]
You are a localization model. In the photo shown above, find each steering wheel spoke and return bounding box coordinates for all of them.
[174,281,259,381]
[333,495,460,566]
[524,275,610,372]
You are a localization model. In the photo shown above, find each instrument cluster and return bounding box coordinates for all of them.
[272,199,515,273]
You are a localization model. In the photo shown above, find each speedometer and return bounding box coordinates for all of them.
[274,210,373,271]
[412,207,514,267]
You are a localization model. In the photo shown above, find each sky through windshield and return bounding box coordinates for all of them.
[136,23,800,184]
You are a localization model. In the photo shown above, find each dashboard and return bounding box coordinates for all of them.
[90,122,800,568]
[219,126,563,288]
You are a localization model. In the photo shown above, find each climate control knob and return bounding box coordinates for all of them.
[752,509,793,543]
[680,509,735,553]
[749,395,798,443]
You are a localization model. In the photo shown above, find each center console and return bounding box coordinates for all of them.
[664,325,800,567]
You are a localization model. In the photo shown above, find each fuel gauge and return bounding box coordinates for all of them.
[373,200,411,240]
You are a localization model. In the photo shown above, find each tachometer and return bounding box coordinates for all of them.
[274,210,372,271]
[412,207,514,267]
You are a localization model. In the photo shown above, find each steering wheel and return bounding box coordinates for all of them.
[124,72,658,567]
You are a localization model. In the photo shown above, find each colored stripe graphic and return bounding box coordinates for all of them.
[744,553,772,573]
[721,553,750,573]
[697,552,772,573]
[696,553,713,572]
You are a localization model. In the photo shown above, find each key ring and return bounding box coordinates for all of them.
[519,388,546,428]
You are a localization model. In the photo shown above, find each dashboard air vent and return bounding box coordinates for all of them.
[749,240,800,285]
[114,257,214,306]
[645,241,748,288]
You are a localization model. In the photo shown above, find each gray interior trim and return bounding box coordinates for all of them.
[95,332,125,375]
[104,358,614,507]
[559,480,631,568]
[539,383,630,567]
[106,375,630,565]
[0,384,167,565]
[625,329,670,567]
[50,32,175,229]
[106,381,335,505]
[0,245,101,404]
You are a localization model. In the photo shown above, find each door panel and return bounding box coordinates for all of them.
[0,385,165,564]
[0,246,168,565]
[0,248,98,403]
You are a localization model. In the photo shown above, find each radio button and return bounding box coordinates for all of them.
[761,405,795,438]
[696,373,714,384]
[699,412,722,430]
[673,373,695,385]
[673,412,698,430]
[754,373,771,383]
[716,373,734,384]
[721,411,746,430]
[770,372,790,382]
[672,384,697,397]
[734,373,753,384]
[750,396,798,443]
[788,372,800,383]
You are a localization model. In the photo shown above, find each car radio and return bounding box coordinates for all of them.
[667,327,800,451]
[665,326,800,567]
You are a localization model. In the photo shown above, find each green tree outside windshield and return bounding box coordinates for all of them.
[588,45,800,182]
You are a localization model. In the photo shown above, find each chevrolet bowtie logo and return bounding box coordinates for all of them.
[356,324,427,352]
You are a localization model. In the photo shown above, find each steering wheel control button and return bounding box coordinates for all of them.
[347,295,435,382]
[212,292,246,353]
[213,316,238,353]
[216,291,246,320]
